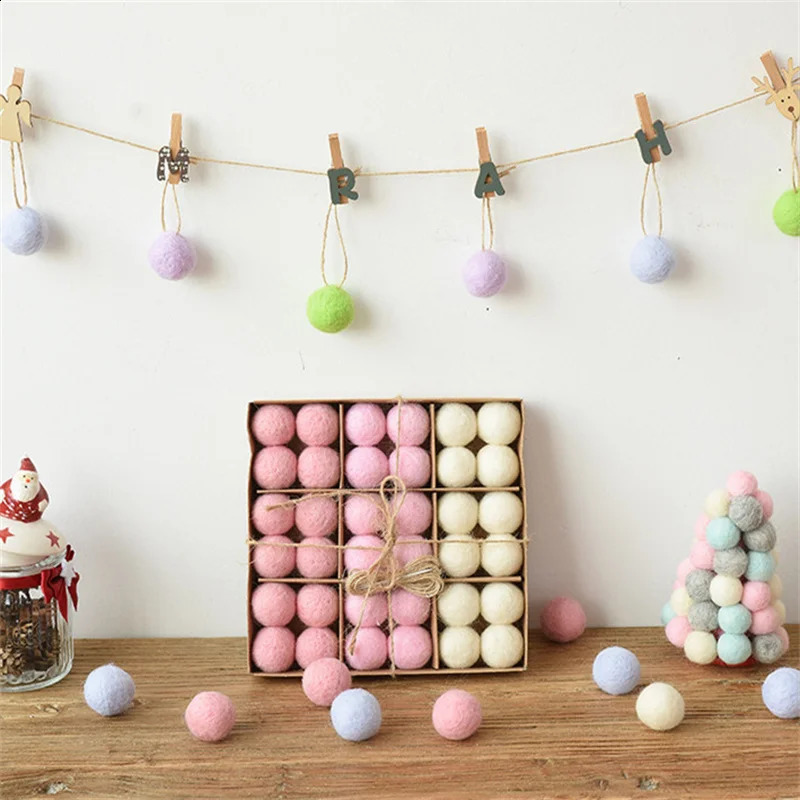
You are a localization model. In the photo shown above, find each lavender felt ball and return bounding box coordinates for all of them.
[463,249,507,297]
[592,646,641,695]
[83,664,136,716]
[1,206,47,255]
[762,667,800,719]
[148,232,197,280]
[630,235,675,283]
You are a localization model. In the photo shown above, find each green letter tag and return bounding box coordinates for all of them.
[328,168,358,204]
[474,161,505,198]
[635,120,672,164]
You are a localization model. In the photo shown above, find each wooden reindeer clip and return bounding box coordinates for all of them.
[327,134,358,205]
[0,67,32,143]
[752,51,800,121]
[474,127,511,199]
[634,93,672,165]
[157,113,190,183]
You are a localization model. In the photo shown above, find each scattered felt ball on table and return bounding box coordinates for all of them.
[295,495,338,538]
[297,446,340,489]
[463,249,507,297]
[302,658,352,707]
[184,691,236,742]
[388,446,431,488]
[437,492,478,535]
[252,626,296,673]
[477,402,521,445]
[392,492,433,536]
[296,403,339,446]
[539,596,586,643]
[773,189,800,236]
[592,647,640,695]
[761,667,800,719]
[296,538,338,578]
[330,688,382,741]
[148,231,197,280]
[432,689,482,740]
[83,664,136,716]
[297,584,339,627]
[252,535,296,578]
[479,492,523,535]
[481,533,523,578]
[345,446,389,488]
[480,582,524,625]
[386,403,430,446]
[629,235,675,283]
[635,682,685,731]
[251,493,294,537]
[481,624,524,668]
[1,206,47,255]
[389,625,432,669]
[251,404,295,446]
[296,626,339,669]
[345,403,386,446]
[437,583,481,627]
[439,626,481,669]
[253,446,297,489]
[306,285,354,333]
[251,582,296,627]
[435,403,477,446]
[344,628,388,671]
[476,445,519,487]
[436,446,476,488]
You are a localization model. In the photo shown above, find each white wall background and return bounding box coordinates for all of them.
[1,2,797,637]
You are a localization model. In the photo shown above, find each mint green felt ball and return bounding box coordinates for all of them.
[717,632,752,665]
[773,190,800,236]
[661,601,676,626]
[306,285,354,333]
[718,603,752,635]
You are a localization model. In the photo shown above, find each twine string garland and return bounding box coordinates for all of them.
[791,120,799,192]
[159,180,182,234]
[9,141,28,209]
[639,162,664,238]
[320,202,349,287]
[480,196,495,251]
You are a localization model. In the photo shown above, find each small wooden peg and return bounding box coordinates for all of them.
[752,51,800,122]
[476,127,496,198]
[168,113,182,185]
[328,133,349,204]
[11,68,24,90]
[760,50,786,91]
[635,93,660,163]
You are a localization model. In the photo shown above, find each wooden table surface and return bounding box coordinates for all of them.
[1,627,798,800]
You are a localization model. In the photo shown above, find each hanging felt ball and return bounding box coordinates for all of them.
[772,190,800,236]
[148,232,196,280]
[463,249,507,297]
[1,206,47,255]
[630,235,675,283]
[306,285,354,333]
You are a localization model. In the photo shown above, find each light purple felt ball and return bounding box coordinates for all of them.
[630,235,675,283]
[148,232,197,280]
[462,249,507,297]
[1,206,47,255]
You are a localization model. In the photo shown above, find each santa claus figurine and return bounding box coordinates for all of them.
[0,457,50,522]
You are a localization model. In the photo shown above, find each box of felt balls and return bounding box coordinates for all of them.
[246,398,528,676]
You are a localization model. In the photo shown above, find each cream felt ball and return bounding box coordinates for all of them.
[184,692,236,742]
[593,647,641,695]
[741,581,771,612]
[727,495,763,533]
[477,402,521,445]
[345,628,387,670]
[684,630,717,664]
[296,538,337,578]
[742,522,776,552]
[746,551,775,582]
[251,405,295,446]
[706,518,740,550]
[251,493,294,537]
[476,445,519,487]
[769,573,783,600]
[330,688,382,741]
[388,447,431,488]
[390,625,432,669]
[387,403,430,446]
[436,447,476,488]
[296,627,339,669]
[439,626,481,668]
[345,447,389,489]
[481,624,524,668]
[704,489,730,518]
[306,285,354,333]
[773,189,800,236]
[753,633,784,664]
[344,592,388,627]
[345,403,386,446]
[439,534,480,577]
[302,658,351,707]
[295,495,338,538]
[297,446,340,489]
[481,582,524,625]
[755,489,774,520]
[665,615,691,647]
[252,626,295,673]
[717,632,752,666]
[463,249,507,297]
[717,603,751,635]
[84,664,136,716]
[297,584,339,627]
[629,235,675,283]
[344,495,383,536]
[1,206,47,255]
[432,689,482,741]
[437,583,480,627]
[296,403,339,446]
[392,492,432,536]
[253,535,296,578]
[669,587,692,617]
[252,582,296,627]
[762,667,800,718]
[479,492,523,535]
[540,596,586,643]
[775,599,787,625]
[635,683,685,731]
[481,533,523,578]
[394,535,432,567]
[436,403,478,446]
[709,574,743,607]
[148,232,197,280]
[344,534,383,571]
[253,446,297,490]
[726,470,758,497]
[438,492,478,535]
[390,588,431,625]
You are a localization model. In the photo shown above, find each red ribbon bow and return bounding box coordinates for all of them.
[40,545,79,621]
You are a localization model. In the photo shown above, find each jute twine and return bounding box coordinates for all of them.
[320,202,349,287]
[480,196,495,251]
[791,120,799,192]
[160,180,182,234]
[9,141,28,209]
[639,162,663,238]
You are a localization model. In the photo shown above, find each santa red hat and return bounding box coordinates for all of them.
[18,457,37,473]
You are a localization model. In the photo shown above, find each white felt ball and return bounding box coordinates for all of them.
[439,626,481,669]
[476,445,519,487]
[436,447,476,488]
[629,236,676,284]
[774,600,787,625]
[481,533,523,577]
[669,587,692,617]
[684,630,717,664]
[1,206,47,255]
[437,492,478,535]
[704,489,730,519]
[438,533,480,577]
[477,402,521,445]
[635,682,685,731]
[481,582,524,625]
[437,583,481,626]
[481,624,524,668]
[769,573,783,600]
[83,664,136,716]
[478,492,523,535]
[709,574,743,607]
[435,403,477,447]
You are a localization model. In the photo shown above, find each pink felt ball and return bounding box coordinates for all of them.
[148,232,197,281]
[386,403,430,446]
[755,489,774,520]
[390,588,431,625]
[296,538,337,578]
[676,558,693,583]
[296,404,339,446]
[432,689,482,740]
[750,606,780,635]
[726,470,758,497]
[252,626,295,673]
[295,495,338,538]
[297,446,340,489]
[345,403,386,446]
[394,535,433,567]
[393,492,433,536]
[463,249,507,297]
[301,657,352,706]
[296,627,339,669]
[540,596,586,643]
[672,579,682,591]
[689,539,715,570]
[345,628,387,670]
[253,446,297,489]
[665,615,691,647]
[251,405,295,446]
[251,493,294,537]
[344,495,384,536]
[390,625,432,669]
[694,513,710,540]
[344,592,388,626]
[251,582,296,627]
[184,691,236,742]
[741,581,772,612]
[388,447,431,488]
[345,447,390,489]
[252,535,296,578]
[297,584,339,627]
[777,626,790,654]
[344,534,383,571]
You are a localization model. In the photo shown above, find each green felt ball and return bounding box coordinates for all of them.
[773,190,800,236]
[306,285,354,333]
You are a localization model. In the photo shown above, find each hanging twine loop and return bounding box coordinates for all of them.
[160,180,182,234]
[791,119,799,193]
[9,141,28,209]
[320,202,349,287]
[639,162,664,237]
[480,195,495,250]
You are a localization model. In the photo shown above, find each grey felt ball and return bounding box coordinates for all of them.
[685,569,714,602]
[688,601,719,632]
[713,547,748,578]
[742,521,777,552]
[727,495,763,533]
[753,633,784,665]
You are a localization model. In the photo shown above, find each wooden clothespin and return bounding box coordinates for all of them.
[0,67,32,144]
[752,51,800,122]
[474,127,508,199]
[327,133,358,205]
[634,93,672,165]
[157,113,190,183]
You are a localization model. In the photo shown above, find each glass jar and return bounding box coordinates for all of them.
[0,552,74,691]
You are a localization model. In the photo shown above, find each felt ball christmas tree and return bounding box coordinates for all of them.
[662,471,789,666]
